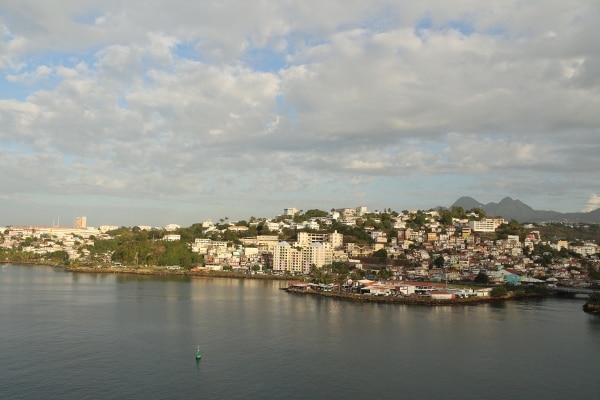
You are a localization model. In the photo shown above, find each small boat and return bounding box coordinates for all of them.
[196,345,202,360]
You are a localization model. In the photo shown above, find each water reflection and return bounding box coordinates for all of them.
[3,265,600,400]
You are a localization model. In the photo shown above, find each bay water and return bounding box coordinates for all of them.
[1,264,599,399]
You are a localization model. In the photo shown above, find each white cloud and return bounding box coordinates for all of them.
[583,194,600,212]
[0,0,599,225]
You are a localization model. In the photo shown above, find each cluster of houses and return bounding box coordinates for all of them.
[1,206,598,288]
[191,207,598,287]
[0,225,101,261]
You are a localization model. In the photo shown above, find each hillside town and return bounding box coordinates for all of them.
[1,206,599,294]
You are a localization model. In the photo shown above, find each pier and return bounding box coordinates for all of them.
[554,286,600,297]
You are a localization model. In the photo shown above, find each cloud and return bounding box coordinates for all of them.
[0,1,599,225]
[583,194,600,212]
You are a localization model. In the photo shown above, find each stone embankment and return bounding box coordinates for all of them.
[284,288,545,306]
[64,265,294,280]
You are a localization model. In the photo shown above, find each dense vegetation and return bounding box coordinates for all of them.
[588,292,600,305]
[85,229,203,269]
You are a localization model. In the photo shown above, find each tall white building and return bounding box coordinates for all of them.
[273,241,301,273]
[355,206,368,216]
[273,241,333,274]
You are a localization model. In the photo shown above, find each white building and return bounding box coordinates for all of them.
[99,225,119,233]
[283,208,298,216]
[273,241,301,273]
[273,241,333,274]
[355,206,368,216]
[469,218,506,232]
[296,230,343,249]
[266,222,281,232]
[571,243,598,256]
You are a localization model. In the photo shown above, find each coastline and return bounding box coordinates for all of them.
[3,261,553,306]
[61,264,298,281]
[2,261,296,280]
[283,287,548,306]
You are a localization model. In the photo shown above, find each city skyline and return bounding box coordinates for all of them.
[1,1,599,227]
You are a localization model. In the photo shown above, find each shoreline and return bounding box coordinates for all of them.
[65,265,297,280]
[283,287,548,306]
[4,261,554,305]
[1,262,298,281]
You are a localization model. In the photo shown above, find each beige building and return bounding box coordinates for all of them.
[273,241,333,274]
[296,230,343,249]
[74,216,87,229]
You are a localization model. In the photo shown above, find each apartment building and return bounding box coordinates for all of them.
[468,218,506,232]
[283,208,298,216]
[296,230,343,249]
[273,241,333,274]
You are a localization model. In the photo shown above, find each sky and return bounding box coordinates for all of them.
[1,1,599,228]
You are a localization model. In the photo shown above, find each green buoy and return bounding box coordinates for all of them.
[196,345,202,360]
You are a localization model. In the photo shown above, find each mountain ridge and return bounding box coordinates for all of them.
[449,196,600,224]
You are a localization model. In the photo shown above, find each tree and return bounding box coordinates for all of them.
[331,261,350,275]
[490,286,508,297]
[438,210,453,226]
[47,250,69,263]
[588,292,600,306]
[373,248,388,259]
[474,271,489,284]
[496,219,524,240]
[377,268,392,280]
[433,255,445,269]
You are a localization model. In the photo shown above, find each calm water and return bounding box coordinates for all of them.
[1,264,599,400]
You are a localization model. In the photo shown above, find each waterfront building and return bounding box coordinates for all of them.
[273,241,333,274]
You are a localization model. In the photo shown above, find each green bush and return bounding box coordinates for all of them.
[490,286,509,297]
[588,292,600,305]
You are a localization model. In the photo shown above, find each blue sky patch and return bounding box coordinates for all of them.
[0,77,32,101]
[174,42,204,63]
[242,47,288,73]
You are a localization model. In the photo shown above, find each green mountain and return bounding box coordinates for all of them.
[450,196,600,223]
